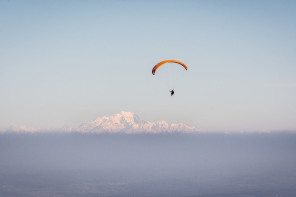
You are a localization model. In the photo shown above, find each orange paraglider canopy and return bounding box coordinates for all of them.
[152,60,188,75]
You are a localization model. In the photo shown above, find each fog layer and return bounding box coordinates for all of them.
[1,132,296,196]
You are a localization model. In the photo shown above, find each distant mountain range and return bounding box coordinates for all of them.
[76,111,197,134]
[5,125,37,133]
[3,111,197,134]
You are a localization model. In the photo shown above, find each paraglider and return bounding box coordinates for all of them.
[152,60,188,75]
[170,89,174,96]
[152,60,187,96]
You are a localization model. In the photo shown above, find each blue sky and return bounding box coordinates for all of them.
[1,0,296,132]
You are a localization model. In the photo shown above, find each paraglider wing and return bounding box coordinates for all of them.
[152,60,188,75]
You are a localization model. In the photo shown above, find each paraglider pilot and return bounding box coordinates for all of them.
[170,89,174,96]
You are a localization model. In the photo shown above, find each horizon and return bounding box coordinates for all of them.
[2,110,296,134]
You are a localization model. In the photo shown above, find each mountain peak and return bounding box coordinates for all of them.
[117,111,139,124]
[119,111,134,116]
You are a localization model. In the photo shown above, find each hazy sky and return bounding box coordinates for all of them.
[1,0,296,131]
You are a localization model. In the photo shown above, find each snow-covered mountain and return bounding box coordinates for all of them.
[3,111,197,134]
[5,125,37,133]
[76,111,197,134]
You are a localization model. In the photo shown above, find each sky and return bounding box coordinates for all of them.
[1,0,296,132]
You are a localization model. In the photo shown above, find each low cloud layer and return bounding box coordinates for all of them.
[1,132,296,196]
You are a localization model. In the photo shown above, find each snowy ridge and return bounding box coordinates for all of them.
[5,125,37,133]
[3,111,197,134]
[76,111,197,134]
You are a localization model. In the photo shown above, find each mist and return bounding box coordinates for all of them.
[1,132,296,197]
